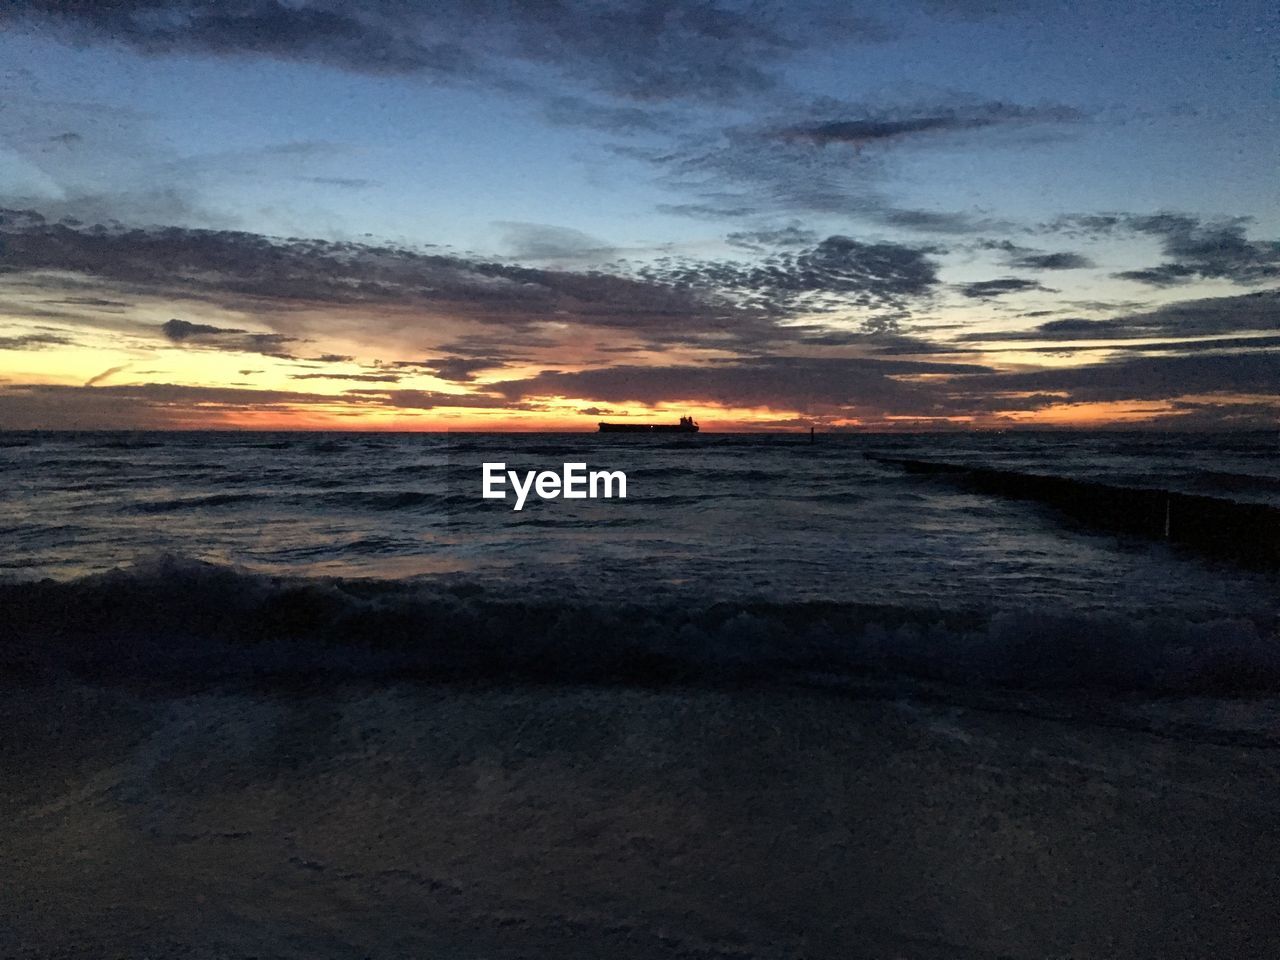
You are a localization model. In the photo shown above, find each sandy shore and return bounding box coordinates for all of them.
[3,680,1278,958]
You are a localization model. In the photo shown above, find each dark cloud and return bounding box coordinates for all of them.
[873,208,998,234]
[1113,264,1199,286]
[1035,317,1128,336]
[725,225,818,253]
[83,364,129,387]
[432,334,557,357]
[961,352,1280,404]
[3,0,889,104]
[958,291,1279,343]
[0,379,532,429]
[1011,251,1094,270]
[641,235,940,314]
[388,357,513,383]
[494,355,991,413]
[1119,213,1280,284]
[44,296,132,308]
[0,332,74,350]
[0,211,943,351]
[161,318,236,341]
[4,2,476,78]
[1046,334,1280,356]
[1161,400,1280,431]
[0,380,370,429]
[630,98,1078,226]
[289,373,402,383]
[1052,213,1280,286]
[343,388,526,410]
[159,318,301,355]
[958,277,1049,299]
[0,211,747,343]
[779,102,1082,148]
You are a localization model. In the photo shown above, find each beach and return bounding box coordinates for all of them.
[5,677,1279,958]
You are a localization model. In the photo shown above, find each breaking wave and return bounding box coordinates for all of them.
[2,557,1277,695]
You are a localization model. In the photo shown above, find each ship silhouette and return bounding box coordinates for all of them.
[598,415,699,434]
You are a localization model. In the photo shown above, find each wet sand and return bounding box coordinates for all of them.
[4,680,1279,958]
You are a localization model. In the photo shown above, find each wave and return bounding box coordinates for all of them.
[2,557,1276,695]
[131,493,264,513]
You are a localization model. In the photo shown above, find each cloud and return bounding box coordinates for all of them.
[495,222,617,263]
[640,235,941,314]
[958,277,1049,299]
[0,211,942,352]
[1160,399,1280,431]
[161,318,237,341]
[160,318,301,355]
[629,97,1081,225]
[494,355,991,413]
[289,372,402,382]
[0,332,74,350]
[5,2,476,79]
[778,102,1082,148]
[3,0,889,104]
[1118,214,1280,285]
[872,208,1000,234]
[45,296,132,309]
[1011,251,1094,270]
[0,379,531,429]
[82,364,129,387]
[384,357,513,383]
[957,290,1280,343]
[0,380,368,429]
[342,388,526,410]
[725,225,818,253]
[961,352,1280,404]
[0,211,733,340]
[1113,264,1199,286]
[1052,213,1280,286]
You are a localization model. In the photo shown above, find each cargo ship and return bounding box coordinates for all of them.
[598,416,699,434]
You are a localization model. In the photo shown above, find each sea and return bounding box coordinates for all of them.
[2,429,1278,694]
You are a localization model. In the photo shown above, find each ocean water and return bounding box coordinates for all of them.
[2,429,1278,693]
[6,430,1280,958]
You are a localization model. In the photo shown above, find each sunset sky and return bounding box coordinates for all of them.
[0,0,1276,430]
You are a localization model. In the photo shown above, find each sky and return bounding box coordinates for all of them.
[0,0,1276,431]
